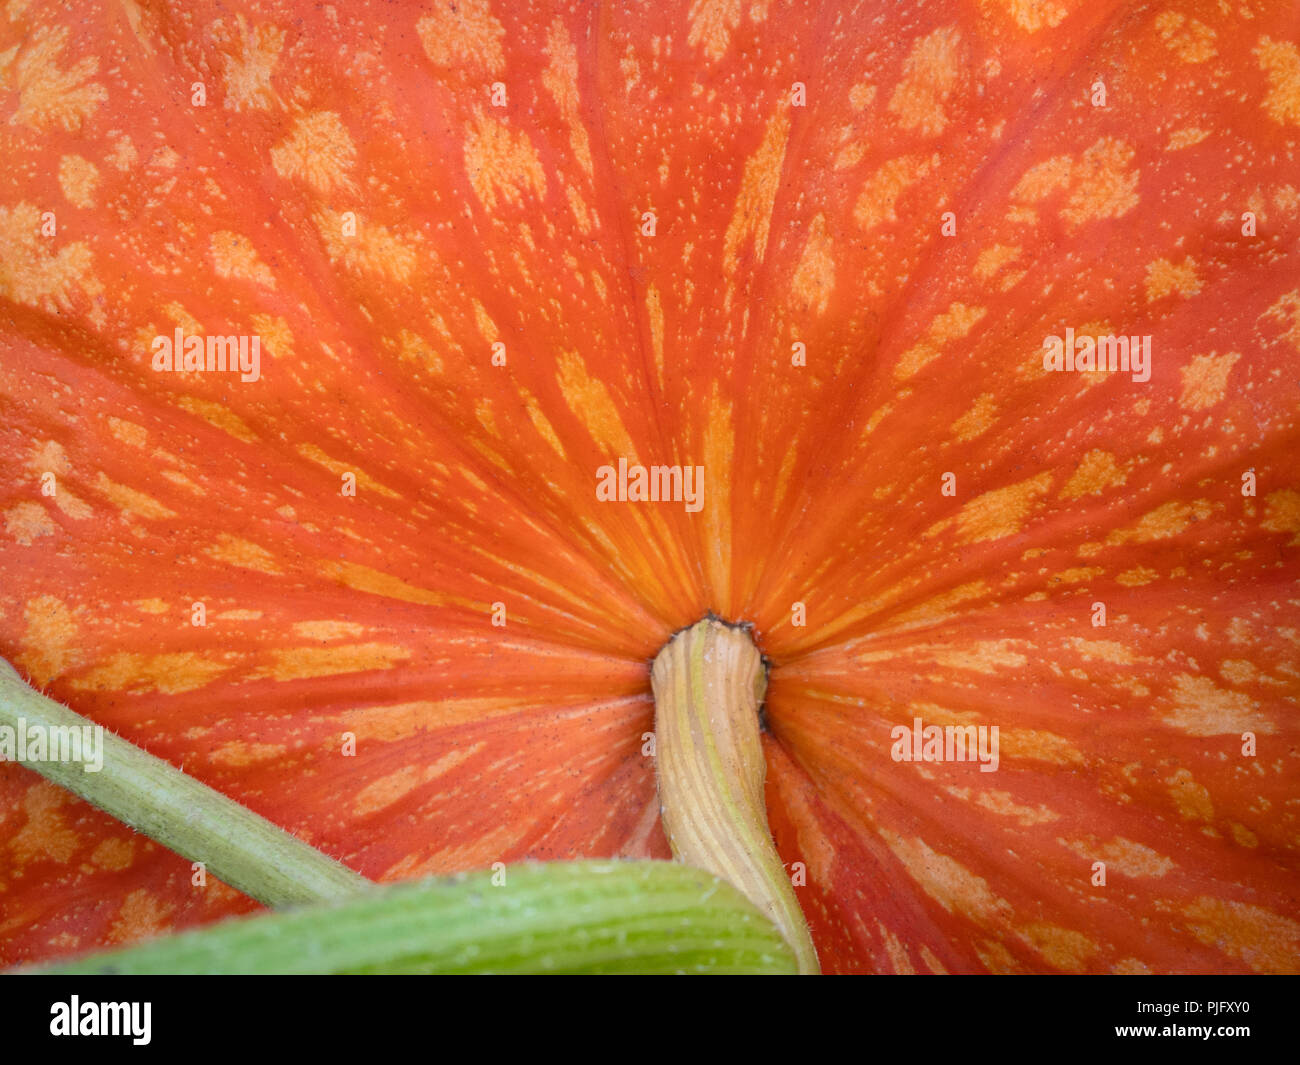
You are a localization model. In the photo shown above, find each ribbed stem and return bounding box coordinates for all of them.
[651,618,819,974]
[39,861,797,975]
[0,659,366,907]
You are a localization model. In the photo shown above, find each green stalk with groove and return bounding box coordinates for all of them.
[38,861,796,975]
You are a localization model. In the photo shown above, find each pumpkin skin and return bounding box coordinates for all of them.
[2,0,1299,974]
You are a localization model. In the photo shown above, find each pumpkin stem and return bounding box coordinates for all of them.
[37,861,799,975]
[0,659,366,908]
[651,618,820,974]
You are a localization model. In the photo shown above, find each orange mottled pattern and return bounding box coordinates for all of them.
[1,0,1297,972]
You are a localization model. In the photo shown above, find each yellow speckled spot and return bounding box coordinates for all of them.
[833,136,867,171]
[687,0,756,63]
[849,81,876,111]
[254,643,410,682]
[1220,659,1257,685]
[1166,673,1274,736]
[1261,290,1300,350]
[204,534,281,575]
[884,580,989,631]
[1145,256,1201,302]
[556,350,638,460]
[106,134,137,171]
[1011,140,1139,228]
[7,25,105,131]
[57,154,99,208]
[1061,138,1140,228]
[26,439,68,478]
[888,26,962,137]
[293,620,367,641]
[1155,11,1216,63]
[886,834,1011,924]
[107,417,147,448]
[646,284,665,389]
[723,110,790,276]
[1055,566,1101,584]
[94,473,175,520]
[1001,728,1084,764]
[1166,768,1214,822]
[975,940,1023,974]
[164,302,204,336]
[791,213,835,315]
[1181,897,1300,972]
[975,790,1060,825]
[880,926,915,974]
[72,652,229,695]
[855,154,935,233]
[4,502,54,545]
[944,472,1053,543]
[251,313,293,361]
[219,16,283,111]
[215,609,261,621]
[519,389,566,461]
[322,561,448,607]
[1059,449,1127,500]
[1019,923,1098,972]
[542,21,593,180]
[11,782,79,866]
[1070,836,1174,877]
[134,599,170,614]
[271,112,356,194]
[19,595,78,685]
[1105,499,1212,546]
[1178,351,1239,411]
[1116,565,1158,586]
[1228,822,1258,848]
[973,244,1020,282]
[313,210,417,282]
[464,110,546,211]
[337,702,531,742]
[1067,638,1137,664]
[909,640,1027,673]
[702,385,733,603]
[951,393,997,442]
[0,202,99,312]
[209,740,285,767]
[895,302,986,380]
[562,181,595,234]
[107,890,173,945]
[91,837,135,872]
[1012,154,1072,202]
[353,765,432,817]
[418,0,505,75]
[386,329,443,375]
[382,822,529,881]
[1255,37,1300,125]
[1167,127,1210,150]
[176,396,257,443]
[210,230,275,289]
[353,745,482,817]
[1261,489,1300,544]
[981,0,1068,33]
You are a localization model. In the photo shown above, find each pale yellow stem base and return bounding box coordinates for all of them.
[651,618,819,974]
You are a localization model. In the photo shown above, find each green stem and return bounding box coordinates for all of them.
[0,659,366,907]
[36,861,797,975]
[651,618,820,974]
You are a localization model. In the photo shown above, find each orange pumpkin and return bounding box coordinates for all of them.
[2,0,1299,974]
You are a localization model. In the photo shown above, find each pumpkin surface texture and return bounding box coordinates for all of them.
[1,0,1299,975]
